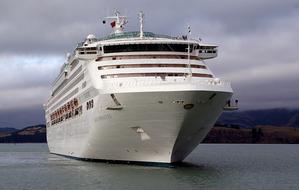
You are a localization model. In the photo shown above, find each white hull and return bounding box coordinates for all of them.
[47,88,231,163]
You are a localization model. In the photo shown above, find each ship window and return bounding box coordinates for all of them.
[103,44,193,54]
[101,73,213,79]
[86,51,97,54]
[82,81,87,88]
[87,99,94,110]
[96,54,200,62]
[98,64,206,70]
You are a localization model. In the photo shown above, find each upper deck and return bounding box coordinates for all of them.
[75,31,218,60]
[51,12,220,95]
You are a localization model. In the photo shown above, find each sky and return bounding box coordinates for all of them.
[0,0,299,128]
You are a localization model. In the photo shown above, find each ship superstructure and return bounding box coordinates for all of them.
[45,11,233,163]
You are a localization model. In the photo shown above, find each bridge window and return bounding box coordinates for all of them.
[103,44,193,54]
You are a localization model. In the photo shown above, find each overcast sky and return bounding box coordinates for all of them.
[0,0,299,128]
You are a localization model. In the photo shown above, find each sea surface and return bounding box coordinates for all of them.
[0,144,298,190]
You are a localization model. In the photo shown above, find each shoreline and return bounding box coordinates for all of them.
[0,125,299,144]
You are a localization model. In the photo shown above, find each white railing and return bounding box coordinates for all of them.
[103,77,231,90]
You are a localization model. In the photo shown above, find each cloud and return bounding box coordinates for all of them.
[0,86,49,110]
[205,10,299,109]
[0,55,63,111]
[0,55,62,89]
[1,0,298,53]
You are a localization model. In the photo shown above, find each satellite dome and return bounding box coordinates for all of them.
[86,34,96,40]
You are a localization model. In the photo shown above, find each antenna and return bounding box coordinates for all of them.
[187,25,192,78]
[139,11,144,38]
[102,10,128,34]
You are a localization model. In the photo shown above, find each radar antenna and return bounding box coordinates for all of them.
[102,10,128,34]
[187,25,192,78]
[139,11,144,38]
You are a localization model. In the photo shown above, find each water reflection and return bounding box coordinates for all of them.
[45,153,222,190]
[0,144,298,190]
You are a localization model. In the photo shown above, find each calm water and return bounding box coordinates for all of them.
[0,144,298,190]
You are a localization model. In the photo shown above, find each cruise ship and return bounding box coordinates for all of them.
[45,11,234,164]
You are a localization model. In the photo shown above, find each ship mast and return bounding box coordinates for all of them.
[139,11,144,38]
[187,25,192,78]
[103,10,128,34]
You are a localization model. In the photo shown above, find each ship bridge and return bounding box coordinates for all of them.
[75,30,218,60]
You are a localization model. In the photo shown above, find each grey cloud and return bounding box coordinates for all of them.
[207,11,299,75]
[0,55,62,90]
[234,76,299,110]
[1,0,298,53]
[0,55,62,112]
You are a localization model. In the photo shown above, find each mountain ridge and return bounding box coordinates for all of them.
[0,124,46,143]
[218,108,299,128]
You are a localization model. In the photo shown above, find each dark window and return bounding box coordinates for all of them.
[98,64,206,70]
[103,44,193,53]
[101,73,213,79]
[86,52,97,54]
[87,100,94,110]
[85,47,97,51]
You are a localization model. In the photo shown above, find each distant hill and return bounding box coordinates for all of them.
[0,125,46,143]
[217,108,299,128]
[206,108,299,143]
[203,125,299,144]
[0,127,18,138]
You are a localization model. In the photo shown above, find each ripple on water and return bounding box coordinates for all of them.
[0,144,298,190]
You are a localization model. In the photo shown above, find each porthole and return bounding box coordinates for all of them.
[184,104,194,110]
